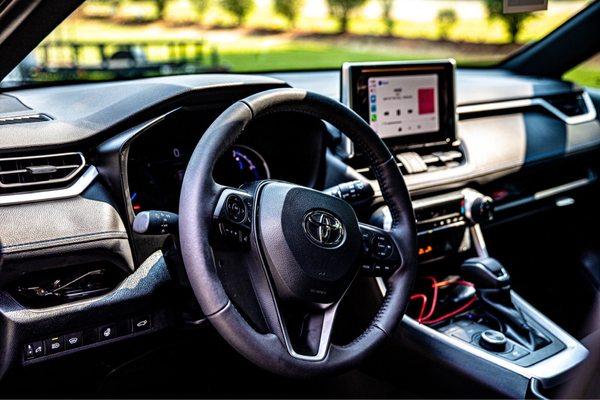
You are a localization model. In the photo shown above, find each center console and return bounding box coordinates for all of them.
[373,189,589,396]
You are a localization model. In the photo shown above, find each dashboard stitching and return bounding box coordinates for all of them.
[1,231,128,252]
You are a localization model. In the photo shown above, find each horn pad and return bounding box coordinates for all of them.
[256,182,362,305]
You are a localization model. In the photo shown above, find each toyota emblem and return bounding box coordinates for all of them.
[302,210,345,248]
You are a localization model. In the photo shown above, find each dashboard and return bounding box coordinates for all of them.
[0,66,599,387]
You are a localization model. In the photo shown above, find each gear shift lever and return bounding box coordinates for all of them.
[461,257,548,351]
[460,190,548,351]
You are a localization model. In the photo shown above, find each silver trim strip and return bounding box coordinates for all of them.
[533,178,591,200]
[0,113,51,124]
[0,166,98,206]
[413,190,464,210]
[496,176,595,212]
[457,92,597,125]
[285,299,342,361]
[470,224,489,258]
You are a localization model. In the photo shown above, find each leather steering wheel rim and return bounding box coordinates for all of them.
[179,88,417,377]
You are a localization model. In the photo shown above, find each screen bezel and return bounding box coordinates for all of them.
[341,60,456,150]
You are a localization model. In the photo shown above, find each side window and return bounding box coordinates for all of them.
[563,53,600,88]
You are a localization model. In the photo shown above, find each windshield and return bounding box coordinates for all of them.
[1,0,591,86]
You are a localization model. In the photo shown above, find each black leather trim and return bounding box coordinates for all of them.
[0,181,134,273]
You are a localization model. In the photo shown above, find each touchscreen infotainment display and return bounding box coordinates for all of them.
[367,74,439,138]
[342,60,456,149]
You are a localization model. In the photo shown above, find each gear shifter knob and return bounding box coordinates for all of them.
[461,257,510,289]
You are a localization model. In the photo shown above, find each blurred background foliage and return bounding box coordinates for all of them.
[32,0,598,87]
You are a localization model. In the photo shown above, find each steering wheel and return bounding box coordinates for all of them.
[179,88,417,377]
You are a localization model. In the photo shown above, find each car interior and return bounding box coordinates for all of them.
[0,0,599,397]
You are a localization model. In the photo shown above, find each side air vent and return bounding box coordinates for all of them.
[544,92,589,117]
[0,114,52,126]
[0,152,85,190]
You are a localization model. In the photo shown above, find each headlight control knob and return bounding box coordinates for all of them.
[462,189,494,225]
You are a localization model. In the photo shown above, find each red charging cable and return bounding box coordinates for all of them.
[407,276,476,325]
[422,296,478,325]
[409,293,428,322]
[419,276,439,323]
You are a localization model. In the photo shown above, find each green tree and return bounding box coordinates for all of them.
[273,0,304,28]
[191,0,210,24]
[436,8,457,41]
[154,0,167,19]
[221,0,254,26]
[484,0,530,44]
[326,0,368,33]
[380,0,394,36]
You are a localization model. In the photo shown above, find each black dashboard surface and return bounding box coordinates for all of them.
[266,69,578,104]
[0,68,598,199]
[0,74,287,152]
[0,68,580,153]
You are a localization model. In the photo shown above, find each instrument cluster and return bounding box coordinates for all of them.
[126,108,326,213]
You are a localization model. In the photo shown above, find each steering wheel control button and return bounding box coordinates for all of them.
[225,195,246,223]
[24,341,45,360]
[132,315,152,332]
[243,199,253,224]
[479,330,507,352]
[64,332,83,350]
[372,234,393,259]
[45,336,64,354]
[361,264,374,274]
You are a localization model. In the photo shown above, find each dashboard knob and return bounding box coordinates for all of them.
[462,189,494,225]
[479,329,507,352]
[470,196,494,224]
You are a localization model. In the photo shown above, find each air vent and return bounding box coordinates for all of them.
[0,152,85,190]
[0,114,52,126]
[544,92,589,117]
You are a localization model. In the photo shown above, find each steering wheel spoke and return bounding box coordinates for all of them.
[277,300,341,361]
[358,223,403,277]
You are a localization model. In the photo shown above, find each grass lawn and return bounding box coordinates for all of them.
[564,67,600,89]
[216,41,494,72]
